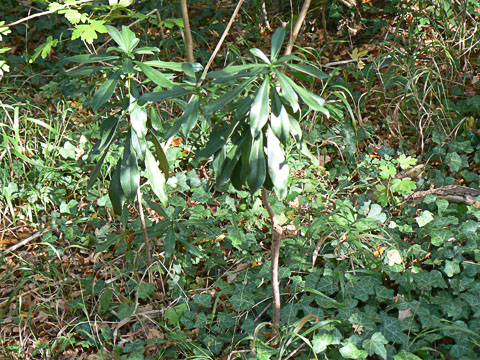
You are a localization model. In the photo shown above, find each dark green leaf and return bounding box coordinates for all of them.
[282,74,327,112]
[150,132,169,179]
[65,54,119,64]
[86,71,121,112]
[139,85,192,104]
[90,116,119,160]
[196,121,238,159]
[87,145,110,190]
[203,77,256,115]
[250,78,270,138]
[142,60,187,71]
[136,61,173,88]
[181,96,199,136]
[247,135,266,194]
[108,161,125,215]
[287,63,329,80]
[270,88,289,144]
[120,131,140,201]
[270,27,285,61]
[165,228,176,258]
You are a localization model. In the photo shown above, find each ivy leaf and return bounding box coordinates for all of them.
[362,332,388,360]
[393,350,422,360]
[416,210,434,227]
[312,334,335,353]
[339,342,368,359]
[445,151,463,173]
[444,260,460,277]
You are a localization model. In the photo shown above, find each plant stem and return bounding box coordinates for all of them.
[261,188,283,330]
[179,0,195,63]
[137,186,152,274]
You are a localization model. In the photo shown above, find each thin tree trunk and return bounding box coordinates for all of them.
[262,188,283,330]
[285,0,312,56]
[180,0,195,63]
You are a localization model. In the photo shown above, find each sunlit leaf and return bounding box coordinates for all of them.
[250,78,270,138]
[266,127,288,199]
[145,148,167,205]
[270,27,285,61]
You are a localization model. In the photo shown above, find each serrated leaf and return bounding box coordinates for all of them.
[86,71,121,112]
[247,135,266,195]
[120,131,140,201]
[270,27,285,61]
[71,20,107,44]
[250,78,270,138]
[145,148,167,205]
[136,61,173,88]
[363,332,388,360]
[108,161,125,215]
[266,127,288,199]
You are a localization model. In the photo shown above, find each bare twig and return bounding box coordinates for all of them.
[6,0,93,27]
[284,0,312,56]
